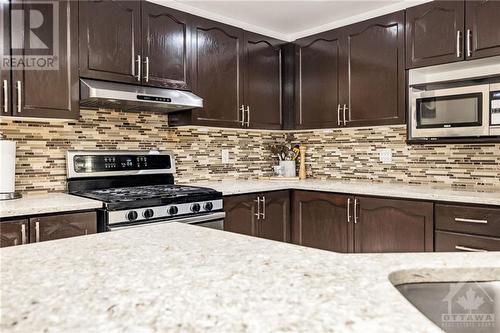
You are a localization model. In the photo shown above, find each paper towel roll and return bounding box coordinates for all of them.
[0,140,16,194]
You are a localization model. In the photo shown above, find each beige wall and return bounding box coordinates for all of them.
[1,109,499,193]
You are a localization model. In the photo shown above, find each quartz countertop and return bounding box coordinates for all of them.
[188,179,500,206]
[1,223,499,332]
[0,193,102,219]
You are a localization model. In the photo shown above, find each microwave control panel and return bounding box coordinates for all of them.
[491,90,500,126]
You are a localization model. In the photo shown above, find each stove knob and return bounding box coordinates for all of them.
[143,209,154,219]
[168,206,178,216]
[204,202,214,211]
[127,211,138,221]
[190,203,201,213]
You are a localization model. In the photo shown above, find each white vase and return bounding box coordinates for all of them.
[280,160,296,177]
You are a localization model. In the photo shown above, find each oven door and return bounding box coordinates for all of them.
[410,84,490,139]
[107,212,225,231]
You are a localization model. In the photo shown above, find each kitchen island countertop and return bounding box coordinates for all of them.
[1,222,499,333]
[188,179,500,206]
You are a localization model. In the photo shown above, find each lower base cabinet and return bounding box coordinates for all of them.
[435,231,500,252]
[223,191,290,242]
[291,191,434,253]
[0,211,97,247]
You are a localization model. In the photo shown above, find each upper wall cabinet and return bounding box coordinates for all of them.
[79,0,191,90]
[3,0,79,119]
[141,2,192,89]
[406,1,465,68]
[79,0,141,84]
[292,11,405,129]
[169,20,285,129]
[465,0,500,60]
[294,30,344,129]
[344,11,405,127]
[406,0,500,68]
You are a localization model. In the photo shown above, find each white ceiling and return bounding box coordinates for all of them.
[152,0,431,41]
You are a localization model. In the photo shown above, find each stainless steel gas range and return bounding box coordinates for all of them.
[66,151,224,232]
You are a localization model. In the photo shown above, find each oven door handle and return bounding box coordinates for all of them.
[108,212,226,231]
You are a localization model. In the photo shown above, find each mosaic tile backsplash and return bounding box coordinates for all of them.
[1,108,499,193]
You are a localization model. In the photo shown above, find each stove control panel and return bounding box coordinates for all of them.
[108,200,224,225]
[73,154,171,173]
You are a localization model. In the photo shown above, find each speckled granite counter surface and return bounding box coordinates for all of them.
[0,193,102,218]
[188,180,500,206]
[1,223,499,332]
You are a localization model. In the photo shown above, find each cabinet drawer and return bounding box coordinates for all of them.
[435,231,500,252]
[435,204,500,237]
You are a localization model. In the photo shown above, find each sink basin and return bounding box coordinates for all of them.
[396,281,500,333]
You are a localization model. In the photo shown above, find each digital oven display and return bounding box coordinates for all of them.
[73,155,171,173]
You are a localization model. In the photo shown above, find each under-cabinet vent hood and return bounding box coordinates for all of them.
[79,79,203,112]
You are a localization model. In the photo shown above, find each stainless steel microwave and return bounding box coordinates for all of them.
[409,82,500,140]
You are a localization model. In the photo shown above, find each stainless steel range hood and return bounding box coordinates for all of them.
[80,79,203,112]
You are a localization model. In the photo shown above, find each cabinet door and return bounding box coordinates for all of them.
[223,194,257,237]
[406,1,465,68]
[141,2,191,90]
[465,0,500,60]
[295,30,343,129]
[0,1,11,116]
[0,219,29,247]
[354,196,433,253]
[258,191,290,242]
[191,17,244,127]
[11,0,78,119]
[29,211,97,243]
[79,0,141,84]
[344,11,405,127]
[244,32,283,129]
[291,191,351,252]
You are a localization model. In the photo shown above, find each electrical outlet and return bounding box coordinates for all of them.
[379,148,393,163]
[221,149,230,164]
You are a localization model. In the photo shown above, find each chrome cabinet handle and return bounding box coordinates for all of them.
[342,104,348,126]
[254,197,261,220]
[456,30,461,58]
[347,198,351,223]
[2,79,7,113]
[16,81,21,113]
[337,104,341,126]
[144,56,150,82]
[454,217,488,224]
[455,245,487,252]
[466,29,472,57]
[245,105,250,127]
[240,104,245,126]
[135,55,141,82]
[35,221,40,242]
[261,196,266,220]
[353,198,358,224]
[21,223,27,245]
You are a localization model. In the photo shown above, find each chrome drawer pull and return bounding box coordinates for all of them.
[3,79,7,113]
[454,217,488,224]
[21,223,27,245]
[455,245,487,252]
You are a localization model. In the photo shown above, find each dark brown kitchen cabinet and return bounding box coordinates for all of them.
[291,191,351,252]
[224,191,290,242]
[435,231,500,252]
[406,1,465,68]
[465,0,500,60]
[354,196,434,253]
[294,30,344,129]
[141,2,192,89]
[0,1,10,116]
[8,0,78,119]
[79,0,141,84]
[0,219,29,248]
[29,211,97,243]
[343,11,405,127]
[244,32,283,129]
